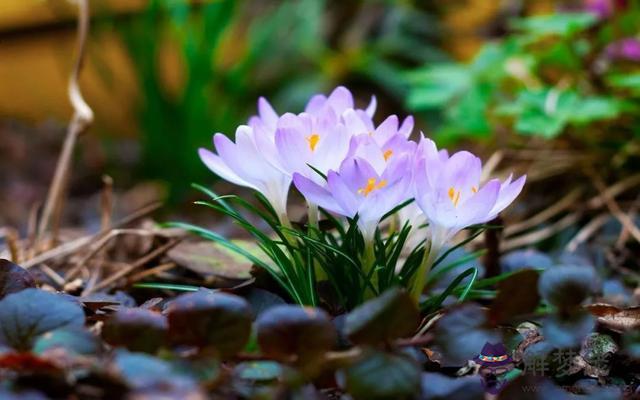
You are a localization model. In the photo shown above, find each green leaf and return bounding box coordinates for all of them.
[511,12,597,38]
[406,65,471,109]
[608,73,640,95]
[342,350,421,400]
[344,287,419,345]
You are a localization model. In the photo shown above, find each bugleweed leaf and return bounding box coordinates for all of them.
[167,291,253,357]
[344,287,419,345]
[0,289,85,351]
[256,305,336,360]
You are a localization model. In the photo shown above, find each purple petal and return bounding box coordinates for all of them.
[489,175,526,218]
[455,179,501,228]
[198,147,254,189]
[305,94,328,114]
[327,86,354,112]
[343,109,370,135]
[258,97,278,128]
[327,171,359,217]
[365,95,377,117]
[293,173,342,214]
[374,115,399,144]
[398,115,414,138]
[442,151,482,195]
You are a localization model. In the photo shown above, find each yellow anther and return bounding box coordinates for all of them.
[471,186,478,193]
[383,149,393,161]
[358,178,387,197]
[448,187,461,207]
[307,134,320,151]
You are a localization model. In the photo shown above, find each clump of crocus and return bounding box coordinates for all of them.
[197,86,525,305]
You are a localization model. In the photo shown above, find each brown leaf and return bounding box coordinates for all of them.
[586,303,640,332]
[167,240,258,281]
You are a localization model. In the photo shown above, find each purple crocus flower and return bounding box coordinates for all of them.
[272,110,350,184]
[199,125,292,222]
[409,138,525,299]
[348,131,417,176]
[583,0,615,18]
[605,38,640,62]
[293,156,411,241]
[305,86,377,122]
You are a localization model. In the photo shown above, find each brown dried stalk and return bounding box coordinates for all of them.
[35,0,94,251]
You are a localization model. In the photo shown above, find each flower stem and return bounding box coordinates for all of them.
[362,240,377,299]
[409,241,440,303]
[307,202,326,281]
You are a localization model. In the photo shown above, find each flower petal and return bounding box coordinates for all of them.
[198,147,255,190]
[489,175,526,218]
[293,173,343,214]
[327,86,354,112]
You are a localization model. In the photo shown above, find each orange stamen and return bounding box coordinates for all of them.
[358,178,387,197]
[307,134,320,151]
[383,149,393,161]
[448,187,461,207]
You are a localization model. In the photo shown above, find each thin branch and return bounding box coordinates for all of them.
[505,188,583,237]
[35,0,94,250]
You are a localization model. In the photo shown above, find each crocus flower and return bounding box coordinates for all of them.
[305,86,377,122]
[273,110,350,184]
[409,138,525,299]
[293,156,411,241]
[583,0,615,18]
[605,38,640,62]
[199,125,292,222]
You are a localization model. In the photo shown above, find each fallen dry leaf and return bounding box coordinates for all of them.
[585,303,640,333]
[168,240,263,281]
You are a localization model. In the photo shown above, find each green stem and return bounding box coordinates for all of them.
[409,242,440,303]
[362,239,377,298]
[307,202,327,281]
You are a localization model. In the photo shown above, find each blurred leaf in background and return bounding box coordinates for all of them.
[114,0,447,202]
[407,5,640,148]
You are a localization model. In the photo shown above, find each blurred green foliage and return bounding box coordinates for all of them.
[117,0,445,201]
[408,8,640,145]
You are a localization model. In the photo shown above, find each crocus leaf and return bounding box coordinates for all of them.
[341,350,421,400]
[167,291,253,356]
[102,308,168,354]
[256,304,336,360]
[0,259,35,300]
[343,287,419,345]
[0,289,85,351]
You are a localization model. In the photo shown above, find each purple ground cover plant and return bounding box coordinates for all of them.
[188,86,525,307]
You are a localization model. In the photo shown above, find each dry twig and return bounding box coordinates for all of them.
[35,0,94,251]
